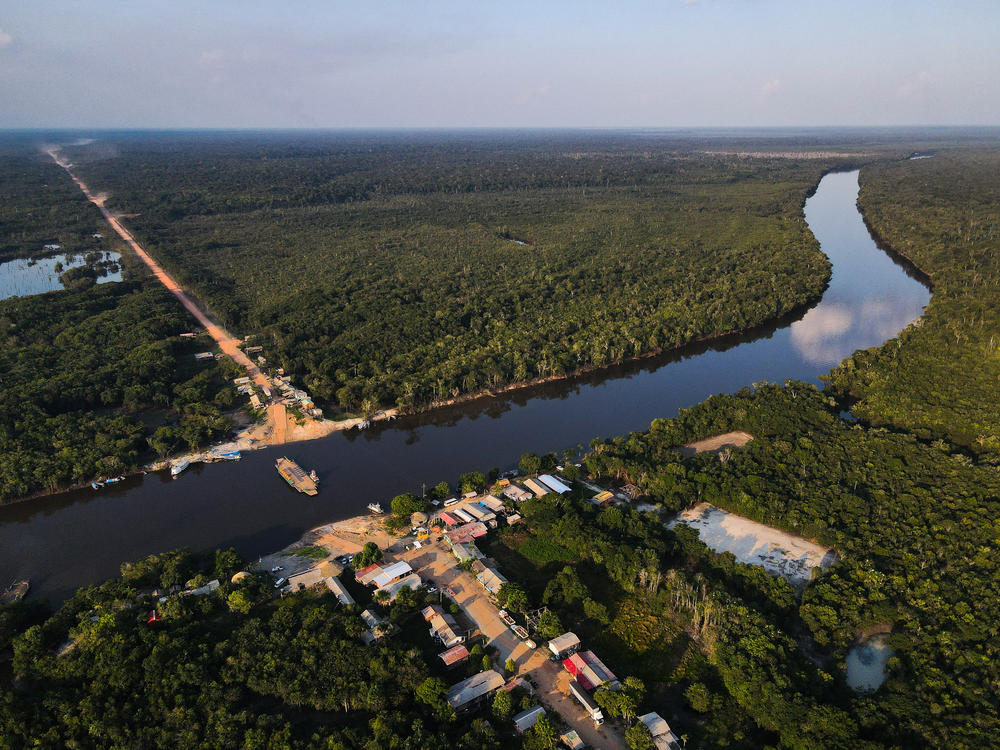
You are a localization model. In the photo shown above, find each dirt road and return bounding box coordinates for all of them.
[397,538,628,749]
[47,148,289,439]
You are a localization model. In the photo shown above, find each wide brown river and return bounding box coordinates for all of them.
[0,170,930,602]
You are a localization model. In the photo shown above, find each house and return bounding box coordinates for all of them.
[513,705,546,733]
[324,576,355,606]
[592,490,615,506]
[538,475,571,494]
[355,563,384,585]
[523,478,551,498]
[360,609,389,644]
[560,730,585,749]
[438,511,459,526]
[194,352,215,361]
[507,513,523,525]
[370,561,413,589]
[503,485,533,502]
[438,644,470,669]
[638,712,683,750]
[379,573,421,601]
[480,495,506,513]
[448,539,481,563]
[451,507,475,524]
[446,670,506,715]
[424,605,465,646]
[287,567,325,591]
[476,567,508,599]
[180,579,220,597]
[463,503,495,523]
[548,632,581,659]
[445,522,488,545]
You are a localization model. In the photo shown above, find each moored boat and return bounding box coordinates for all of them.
[170,458,191,477]
[275,457,318,496]
[0,579,29,606]
[92,481,103,490]
[367,502,384,514]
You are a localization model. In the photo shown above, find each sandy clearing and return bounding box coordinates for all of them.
[676,430,754,457]
[669,502,835,587]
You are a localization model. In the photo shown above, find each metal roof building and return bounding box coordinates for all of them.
[324,576,356,606]
[538,474,571,494]
[446,670,506,713]
[548,632,581,658]
[513,705,546,733]
[371,561,413,589]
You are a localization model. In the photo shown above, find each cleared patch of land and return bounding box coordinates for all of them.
[675,430,754,457]
[668,501,835,586]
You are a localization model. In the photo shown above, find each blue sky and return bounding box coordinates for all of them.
[1,0,997,128]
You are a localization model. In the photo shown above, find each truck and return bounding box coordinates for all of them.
[568,681,604,726]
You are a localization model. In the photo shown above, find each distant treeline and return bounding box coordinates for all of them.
[66,134,852,414]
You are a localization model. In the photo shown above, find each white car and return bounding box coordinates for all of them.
[273,577,286,588]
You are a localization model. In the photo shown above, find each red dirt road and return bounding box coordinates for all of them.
[48,148,288,441]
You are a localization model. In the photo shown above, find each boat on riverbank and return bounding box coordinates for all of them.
[367,502,383,514]
[170,459,191,477]
[1,579,29,605]
[276,457,318,496]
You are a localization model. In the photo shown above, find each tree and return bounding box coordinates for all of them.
[226,589,253,614]
[523,713,558,750]
[625,722,655,750]
[416,677,454,721]
[429,481,451,500]
[492,689,513,721]
[496,582,529,613]
[504,657,517,675]
[459,472,486,493]
[519,453,542,475]
[353,542,383,568]
[390,493,424,517]
[482,654,492,672]
[583,597,610,624]
[536,610,563,639]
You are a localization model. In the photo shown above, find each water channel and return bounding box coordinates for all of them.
[0,170,931,602]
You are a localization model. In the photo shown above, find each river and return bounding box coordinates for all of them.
[0,170,930,602]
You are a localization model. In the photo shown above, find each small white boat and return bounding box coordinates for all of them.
[170,459,191,477]
[309,469,319,483]
[91,482,103,490]
[215,451,241,461]
[105,476,124,484]
[367,502,383,514]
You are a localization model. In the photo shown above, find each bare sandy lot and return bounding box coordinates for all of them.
[676,430,754,457]
[668,502,836,587]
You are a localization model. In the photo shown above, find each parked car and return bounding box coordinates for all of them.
[273,577,286,588]
[270,566,283,572]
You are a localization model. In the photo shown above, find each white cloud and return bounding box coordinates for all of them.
[761,79,782,96]
[0,27,13,48]
[789,304,853,364]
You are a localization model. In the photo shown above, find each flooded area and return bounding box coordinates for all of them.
[0,251,122,300]
[846,634,893,691]
[667,502,836,587]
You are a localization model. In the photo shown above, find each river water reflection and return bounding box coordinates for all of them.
[0,170,931,602]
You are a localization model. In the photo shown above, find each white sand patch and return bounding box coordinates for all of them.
[668,502,836,587]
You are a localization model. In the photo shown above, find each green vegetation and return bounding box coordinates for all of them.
[64,134,843,414]
[0,137,237,503]
[293,545,328,559]
[517,537,576,566]
[825,149,1000,456]
[352,541,384,569]
[0,140,106,262]
[490,381,1000,748]
[0,279,235,502]
[0,549,511,748]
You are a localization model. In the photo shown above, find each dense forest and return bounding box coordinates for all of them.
[0,139,236,502]
[486,382,1000,748]
[0,549,516,749]
[63,133,858,413]
[824,149,1000,456]
[0,140,107,262]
